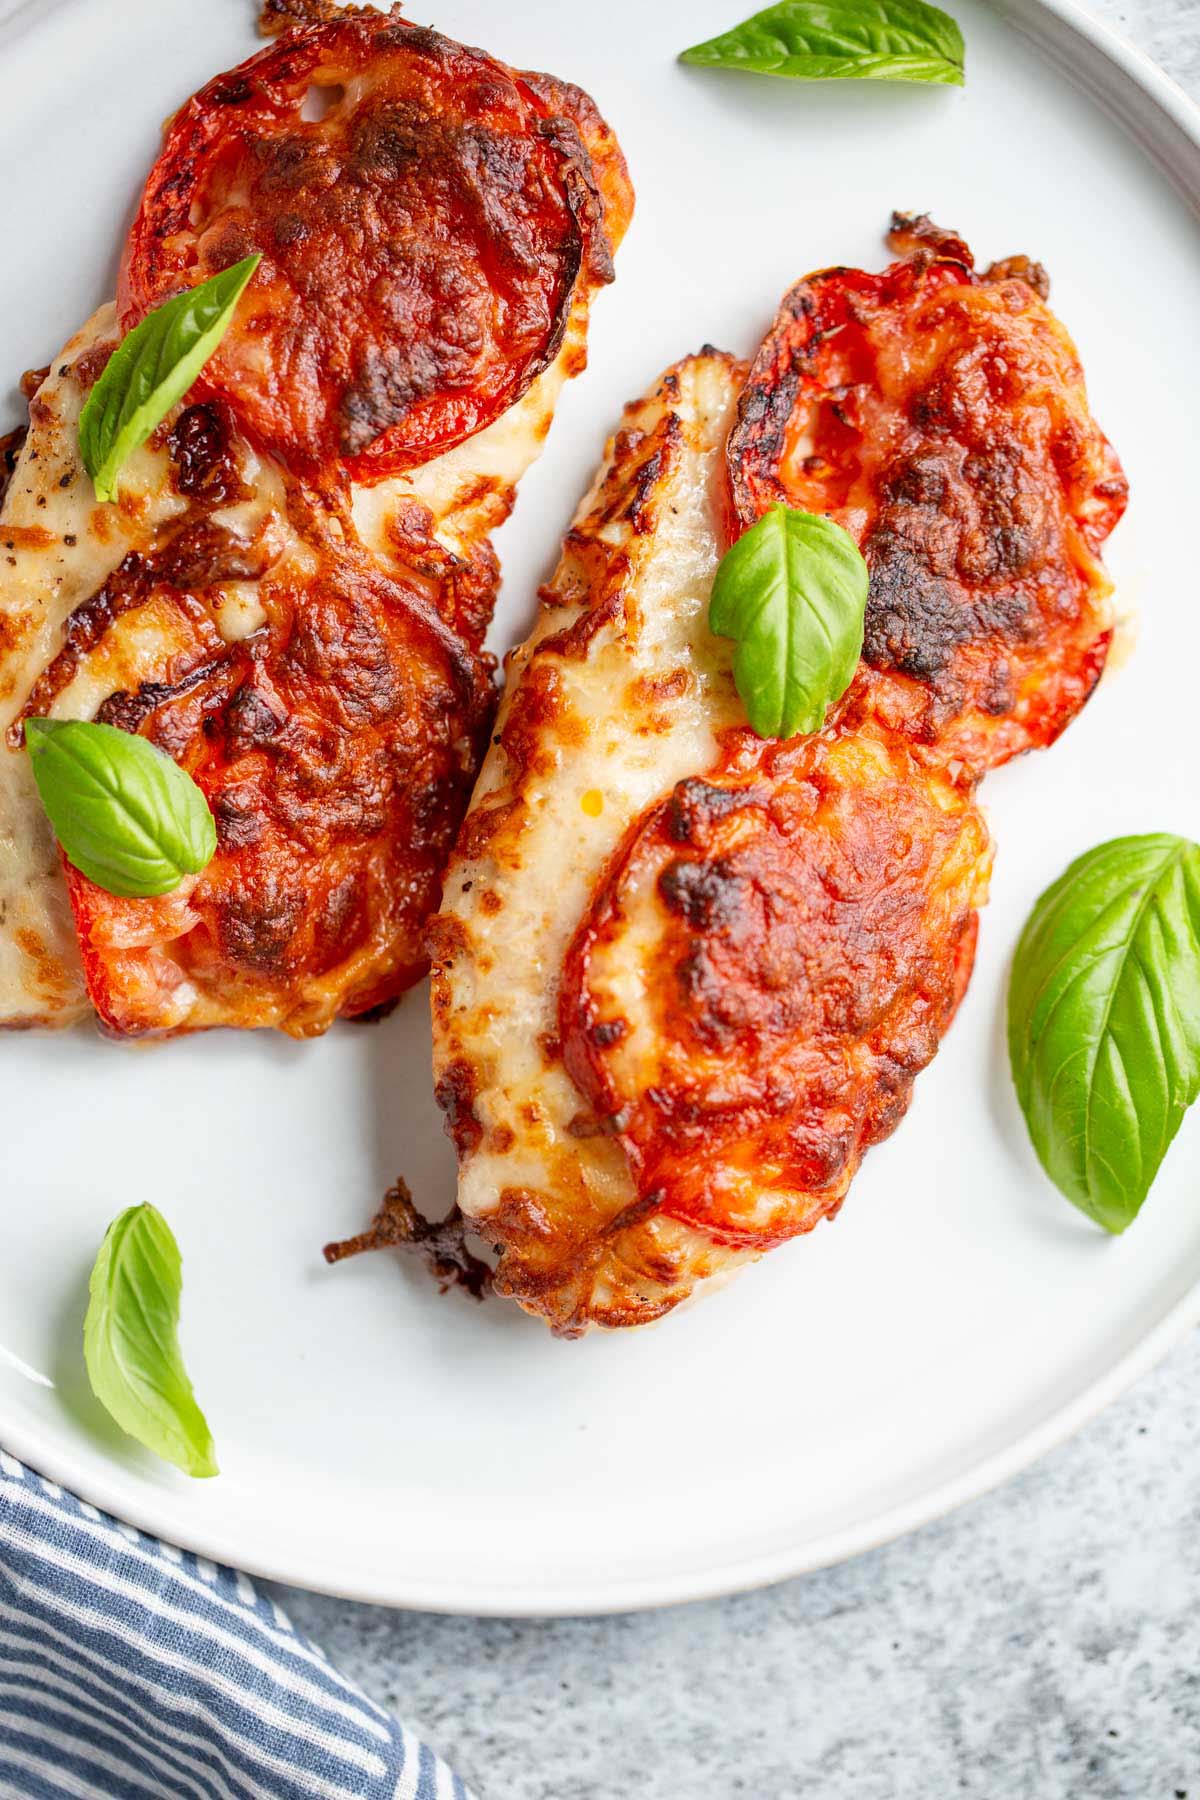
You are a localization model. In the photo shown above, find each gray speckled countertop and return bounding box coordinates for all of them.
[279,1335,1200,1797]
[271,5,1200,1794]
[280,1337,1200,1799]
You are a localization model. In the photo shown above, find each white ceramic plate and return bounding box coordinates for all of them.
[2,0,1199,1617]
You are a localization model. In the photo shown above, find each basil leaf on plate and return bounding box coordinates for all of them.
[708,503,868,739]
[681,0,965,85]
[84,1204,218,1480]
[25,717,216,899]
[1008,834,1200,1234]
[78,252,260,503]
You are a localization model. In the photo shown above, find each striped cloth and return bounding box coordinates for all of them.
[0,1452,473,1800]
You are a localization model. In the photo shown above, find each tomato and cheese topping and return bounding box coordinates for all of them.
[432,222,1126,1333]
[0,2,631,1035]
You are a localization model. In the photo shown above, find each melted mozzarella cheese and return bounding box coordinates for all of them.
[431,353,760,1333]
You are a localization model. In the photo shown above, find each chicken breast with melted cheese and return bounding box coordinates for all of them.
[430,218,1127,1335]
[0,1,631,1036]
[431,352,762,1330]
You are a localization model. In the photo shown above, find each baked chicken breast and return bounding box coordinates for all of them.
[431,218,1127,1334]
[0,1,631,1035]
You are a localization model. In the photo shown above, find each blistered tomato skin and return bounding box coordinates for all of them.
[118,10,621,484]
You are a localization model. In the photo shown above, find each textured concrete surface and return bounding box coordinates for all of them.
[280,1332,1200,1799]
[272,4,1200,1796]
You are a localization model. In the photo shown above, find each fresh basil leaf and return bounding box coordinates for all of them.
[78,253,260,503]
[708,503,868,739]
[84,1204,218,1479]
[25,718,216,899]
[1008,834,1200,1234]
[681,0,965,85]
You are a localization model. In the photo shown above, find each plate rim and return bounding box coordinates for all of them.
[3,0,1200,1617]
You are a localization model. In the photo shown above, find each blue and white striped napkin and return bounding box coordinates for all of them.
[0,1452,474,1800]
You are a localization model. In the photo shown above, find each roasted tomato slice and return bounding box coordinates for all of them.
[728,214,1129,775]
[561,722,990,1248]
[118,8,617,482]
[53,525,494,1038]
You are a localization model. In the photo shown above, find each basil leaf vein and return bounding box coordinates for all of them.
[84,1204,218,1479]
[78,253,260,503]
[1007,834,1200,1233]
[708,503,868,739]
[25,718,216,899]
[681,0,965,85]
